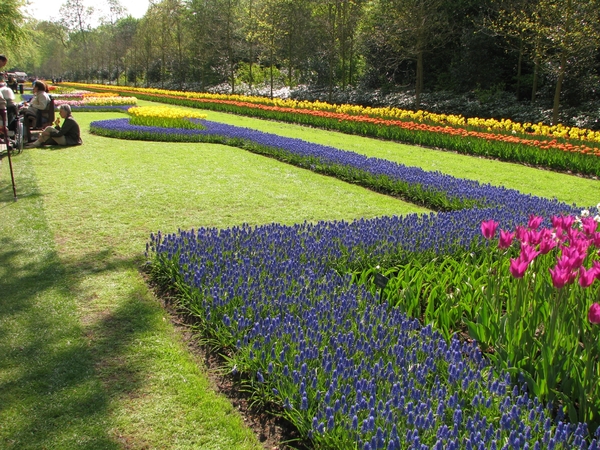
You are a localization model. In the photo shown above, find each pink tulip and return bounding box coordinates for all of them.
[527,229,543,246]
[560,245,586,270]
[551,215,563,230]
[594,261,600,280]
[579,266,598,288]
[551,215,571,236]
[539,235,557,254]
[562,216,575,229]
[549,264,574,289]
[528,215,544,230]
[567,227,585,243]
[588,303,600,324]
[582,217,599,236]
[509,256,529,278]
[515,225,528,243]
[481,220,499,239]
[520,243,540,264]
[498,229,515,249]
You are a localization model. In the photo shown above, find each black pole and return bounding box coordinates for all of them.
[0,108,17,200]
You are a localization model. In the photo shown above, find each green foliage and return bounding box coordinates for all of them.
[235,62,283,86]
[353,229,600,428]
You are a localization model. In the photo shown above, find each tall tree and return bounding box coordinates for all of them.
[484,0,538,100]
[277,0,314,87]
[33,21,68,78]
[541,0,600,124]
[204,0,243,93]
[255,0,286,97]
[60,0,95,80]
[362,0,452,107]
[0,0,27,50]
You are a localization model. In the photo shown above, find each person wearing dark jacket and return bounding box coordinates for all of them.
[25,104,82,147]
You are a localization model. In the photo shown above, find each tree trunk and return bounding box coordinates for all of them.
[415,50,423,108]
[327,2,335,104]
[270,45,274,99]
[516,38,523,101]
[552,51,566,125]
[531,57,539,103]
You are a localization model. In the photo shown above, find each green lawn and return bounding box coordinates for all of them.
[1,105,599,449]
[0,110,421,449]
[165,103,598,207]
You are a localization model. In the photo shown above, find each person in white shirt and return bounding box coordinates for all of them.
[20,80,51,140]
[22,80,50,116]
[0,80,17,130]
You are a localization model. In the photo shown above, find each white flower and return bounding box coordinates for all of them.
[581,209,590,217]
[594,215,600,223]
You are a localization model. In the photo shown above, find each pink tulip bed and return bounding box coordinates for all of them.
[93,116,600,448]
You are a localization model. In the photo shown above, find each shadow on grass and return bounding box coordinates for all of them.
[0,153,43,206]
[0,237,156,449]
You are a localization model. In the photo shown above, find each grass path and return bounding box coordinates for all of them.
[163,103,599,207]
[0,111,419,449]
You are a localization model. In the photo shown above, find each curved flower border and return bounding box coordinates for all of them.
[93,117,598,448]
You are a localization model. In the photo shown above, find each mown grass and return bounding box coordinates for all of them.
[1,102,599,449]
[142,100,598,207]
[0,111,420,449]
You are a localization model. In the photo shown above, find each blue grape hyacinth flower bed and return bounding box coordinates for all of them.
[93,117,598,448]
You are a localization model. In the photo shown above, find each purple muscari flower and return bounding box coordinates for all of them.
[318,422,325,434]
[143,117,593,449]
[327,415,335,431]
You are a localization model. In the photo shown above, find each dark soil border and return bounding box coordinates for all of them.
[142,266,310,450]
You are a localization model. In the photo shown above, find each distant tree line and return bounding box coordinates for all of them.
[3,0,600,123]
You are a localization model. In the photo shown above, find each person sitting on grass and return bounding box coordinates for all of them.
[25,104,82,148]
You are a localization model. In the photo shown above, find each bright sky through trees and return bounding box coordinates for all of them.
[23,0,149,24]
